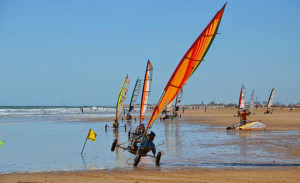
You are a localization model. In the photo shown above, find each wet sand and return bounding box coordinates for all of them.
[1,168,300,183]
[1,107,299,182]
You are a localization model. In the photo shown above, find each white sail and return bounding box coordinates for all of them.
[140,60,153,123]
[249,90,254,113]
[267,88,275,109]
[166,100,173,112]
[238,85,246,111]
[175,88,183,112]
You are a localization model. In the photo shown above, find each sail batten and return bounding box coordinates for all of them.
[144,3,226,134]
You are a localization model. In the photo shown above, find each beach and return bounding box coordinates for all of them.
[0,107,299,182]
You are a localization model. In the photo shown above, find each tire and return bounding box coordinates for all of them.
[226,127,231,130]
[128,131,131,138]
[134,154,141,167]
[125,124,127,131]
[156,152,161,166]
[111,139,117,152]
[105,124,108,132]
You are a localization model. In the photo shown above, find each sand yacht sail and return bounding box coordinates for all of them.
[265,88,275,114]
[140,60,153,123]
[142,3,227,136]
[113,75,130,128]
[249,90,255,114]
[237,85,246,116]
[126,78,141,120]
[174,88,183,117]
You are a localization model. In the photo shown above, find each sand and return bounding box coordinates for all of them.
[1,107,299,183]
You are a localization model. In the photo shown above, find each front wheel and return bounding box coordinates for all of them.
[156,152,161,166]
[111,139,117,152]
[134,154,141,167]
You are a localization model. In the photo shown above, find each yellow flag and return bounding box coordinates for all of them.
[87,129,97,142]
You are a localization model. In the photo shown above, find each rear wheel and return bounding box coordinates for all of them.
[134,154,141,167]
[128,131,131,138]
[111,139,117,152]
[156,152,161,166]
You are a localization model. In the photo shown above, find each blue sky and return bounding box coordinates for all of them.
[0,0,299,106]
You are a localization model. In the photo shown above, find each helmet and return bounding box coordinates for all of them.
[147,131,156,137]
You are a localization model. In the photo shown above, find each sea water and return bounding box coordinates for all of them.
[0,107,299,173]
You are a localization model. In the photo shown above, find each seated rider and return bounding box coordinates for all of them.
[240,109,250,125]
[133,124,145,135]
[113,119,119,128]
[131,131,156,156]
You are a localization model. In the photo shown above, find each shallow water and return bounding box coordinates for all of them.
[0,109,299,173]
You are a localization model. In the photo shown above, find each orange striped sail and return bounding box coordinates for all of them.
[116,75,130,121]
[145,3,226,133]
[140,60,153,123]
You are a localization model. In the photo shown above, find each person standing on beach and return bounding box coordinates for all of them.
[182,106,185,113]
[240,109,249,125]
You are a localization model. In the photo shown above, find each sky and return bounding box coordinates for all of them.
[0,0,299,106]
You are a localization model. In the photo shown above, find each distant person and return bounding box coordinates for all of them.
[113,119,119,128]
[182,106,185,113]
[240,109,250,125]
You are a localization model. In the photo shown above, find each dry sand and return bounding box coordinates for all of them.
[1,107,299,183]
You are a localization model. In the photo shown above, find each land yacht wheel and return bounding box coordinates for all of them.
[156,152,161,166]
[111,139,117,152]
[134,154,141,167]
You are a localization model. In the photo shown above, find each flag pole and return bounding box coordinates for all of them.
[81,129,90,155]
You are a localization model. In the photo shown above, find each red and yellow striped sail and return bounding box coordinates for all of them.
[116,75,130,120]
[140,60,153,123]
[145,3,226,133]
